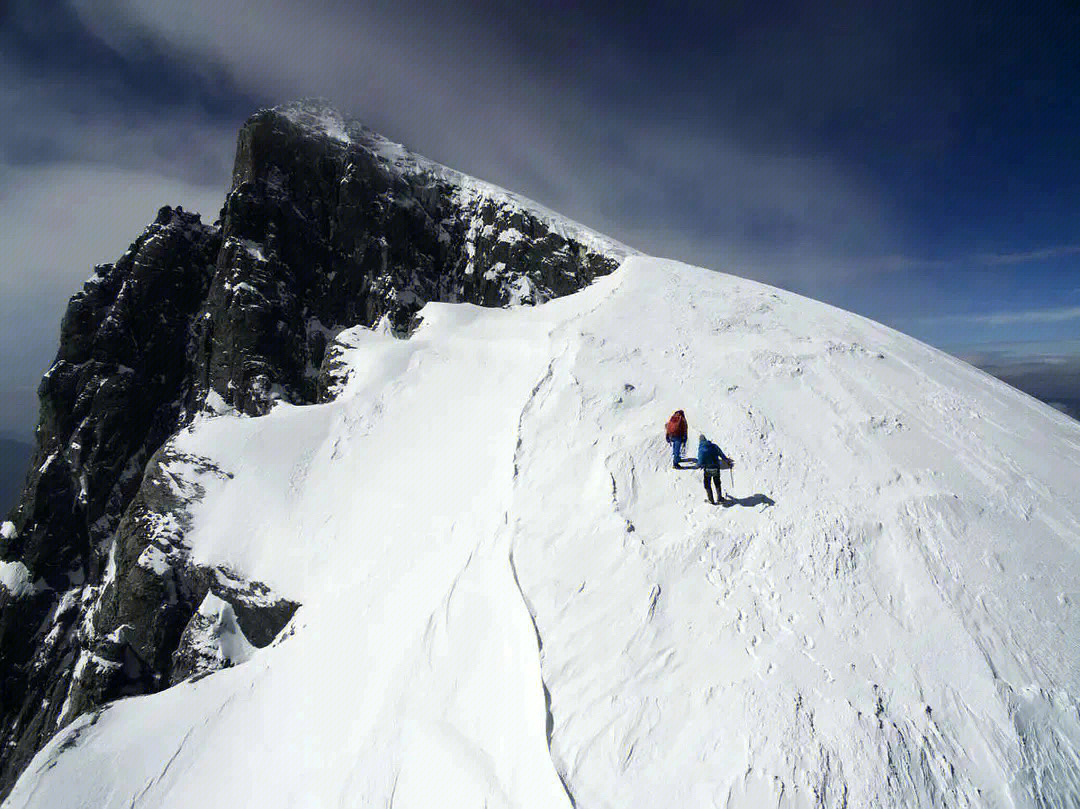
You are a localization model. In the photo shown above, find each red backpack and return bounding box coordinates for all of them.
[665,410,687,440]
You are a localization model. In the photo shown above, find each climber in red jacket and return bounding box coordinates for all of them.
[665,410,688,468]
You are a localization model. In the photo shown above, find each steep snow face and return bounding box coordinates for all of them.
[7,258,1080,808]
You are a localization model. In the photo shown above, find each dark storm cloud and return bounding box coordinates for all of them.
[0,0,241,436]
[21,0,1080,270]
[1,1,250,183]
[65,0,909,275]
[63,1,1078,272]
[0,163,226,438]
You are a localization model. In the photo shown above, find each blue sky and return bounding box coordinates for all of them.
[2,0,1078,437]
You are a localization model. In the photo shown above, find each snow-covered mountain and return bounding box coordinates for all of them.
[0,100,628,799]
[3,104,1080,807]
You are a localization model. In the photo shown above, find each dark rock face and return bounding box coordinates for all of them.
[193,102,621,416]
[0,101,626,798]
[0,207,224,795]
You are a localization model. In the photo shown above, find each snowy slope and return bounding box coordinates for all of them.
[6,257,1080,808]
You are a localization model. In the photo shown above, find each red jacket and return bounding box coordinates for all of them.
[665,410,688,442]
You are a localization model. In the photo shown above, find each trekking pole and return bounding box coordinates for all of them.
[729,467,734,491]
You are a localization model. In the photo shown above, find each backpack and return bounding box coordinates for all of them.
[665,411,687,440]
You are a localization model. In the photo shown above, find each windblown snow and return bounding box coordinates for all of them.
[278,100,636,263]
[7,257,1080,808]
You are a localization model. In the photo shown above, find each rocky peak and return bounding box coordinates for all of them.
[203,99,630,415]
[0,102,629,799]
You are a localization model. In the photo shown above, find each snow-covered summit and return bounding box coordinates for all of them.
[7,256,1079,808]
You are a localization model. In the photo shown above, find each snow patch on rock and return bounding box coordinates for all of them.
[203,390,230,415]
[0,561,36,598]
[170,593,255,684]
[241,240,267,262]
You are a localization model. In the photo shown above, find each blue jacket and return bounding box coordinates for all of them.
[697,438,727,469]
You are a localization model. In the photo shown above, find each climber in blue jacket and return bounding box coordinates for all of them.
[696,434,733,505]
